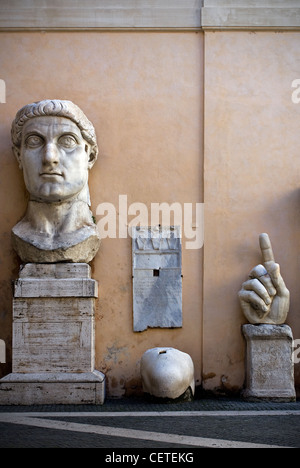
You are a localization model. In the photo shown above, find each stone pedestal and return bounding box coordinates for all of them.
[0,263,105,405]
[242,324,296,402]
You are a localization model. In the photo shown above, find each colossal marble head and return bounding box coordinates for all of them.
[11,99,98,204]
[11,99,101,264]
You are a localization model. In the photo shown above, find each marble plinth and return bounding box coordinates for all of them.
[0,263,105,405]
[242,324,296,402]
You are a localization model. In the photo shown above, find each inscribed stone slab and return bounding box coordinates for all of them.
[132,226,182,332]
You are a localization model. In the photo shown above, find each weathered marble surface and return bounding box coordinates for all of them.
[242,324,296,402]
[239,234,290,325]
[13,263,97,373]
[11,100,100,264]
[132,226,182,332]
[0,371,105,405]
[0,263,105,405]
[141,347,195,400]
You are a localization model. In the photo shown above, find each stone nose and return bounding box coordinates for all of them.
[43,142,59,165]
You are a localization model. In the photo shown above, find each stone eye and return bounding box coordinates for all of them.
[58,135,78,149]
[25,135,44,148]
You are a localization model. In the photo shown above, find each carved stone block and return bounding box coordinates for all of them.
[242,324,296,402]
[0,263,105,405]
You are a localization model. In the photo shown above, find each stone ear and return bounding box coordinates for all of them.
[87,148,97,169]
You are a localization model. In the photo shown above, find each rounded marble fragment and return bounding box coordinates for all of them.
[141,347,195,400]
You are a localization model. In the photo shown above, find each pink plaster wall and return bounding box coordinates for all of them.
[203,32,300,395]
[0,29,299,398]
[0,31,204,396]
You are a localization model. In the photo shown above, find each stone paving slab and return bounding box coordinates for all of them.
[0,398,299,449]
[1,396,299,412]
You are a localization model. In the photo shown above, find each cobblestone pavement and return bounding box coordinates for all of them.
[0,398,299,449]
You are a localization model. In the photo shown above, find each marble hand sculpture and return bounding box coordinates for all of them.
[238,233,290,325]
[11,99,101,263]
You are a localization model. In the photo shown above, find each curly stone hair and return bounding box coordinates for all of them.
[11,99,98,164]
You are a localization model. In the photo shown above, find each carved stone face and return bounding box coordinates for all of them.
[19,116,93,203]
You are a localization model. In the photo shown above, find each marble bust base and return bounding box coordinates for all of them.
[12,227,101,263]
[12,199,101,263]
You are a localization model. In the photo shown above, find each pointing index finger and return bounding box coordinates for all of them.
[259,233,275,264]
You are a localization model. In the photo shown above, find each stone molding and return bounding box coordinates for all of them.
[14,278,98,298]
[14,263,98,298]
[0,0,202,31]
[1,1,300,31]
[202,0,300,30]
